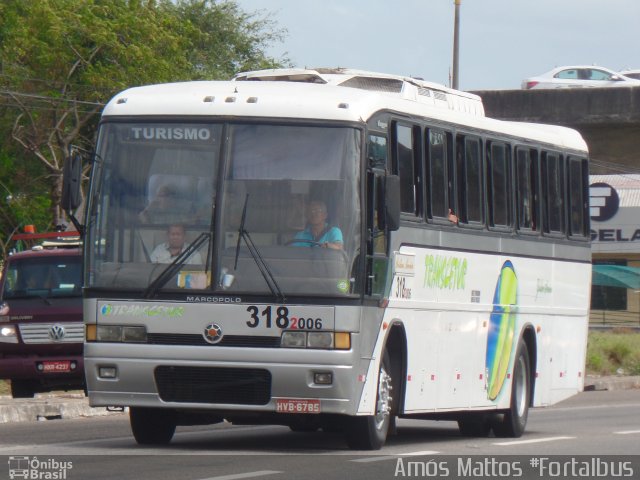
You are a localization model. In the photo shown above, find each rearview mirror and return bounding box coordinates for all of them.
[62,149,83,211]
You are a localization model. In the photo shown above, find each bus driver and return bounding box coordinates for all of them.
[291,200,343,250]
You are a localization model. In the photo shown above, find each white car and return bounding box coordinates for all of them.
[620,69,640,80]
[522,66,640,89]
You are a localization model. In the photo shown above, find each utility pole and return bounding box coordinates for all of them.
[452,0,461,90]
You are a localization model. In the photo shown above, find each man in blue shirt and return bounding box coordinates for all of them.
[292,200,343,250]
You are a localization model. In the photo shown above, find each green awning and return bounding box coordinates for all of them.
[592,265,640,290]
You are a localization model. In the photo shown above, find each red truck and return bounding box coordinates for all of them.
[0,231,84,398]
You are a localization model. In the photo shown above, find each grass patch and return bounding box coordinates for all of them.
[0,380,9,396]
[586,329,640,376]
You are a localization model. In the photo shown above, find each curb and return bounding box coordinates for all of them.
[584,375,640,392]
[0,394,125,424]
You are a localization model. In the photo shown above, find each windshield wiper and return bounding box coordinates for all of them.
[143,232,210,299]
[234,194,286,303]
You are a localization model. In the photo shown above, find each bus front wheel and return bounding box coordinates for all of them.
[345,353,393,450]
[492,341,531,438]
[129,407,177,445]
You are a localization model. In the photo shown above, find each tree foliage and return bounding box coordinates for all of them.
[0,0,286,255]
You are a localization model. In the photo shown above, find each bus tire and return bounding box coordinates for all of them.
[129,407,176,445]
[11,380,35,399]
[492,341,531,438]
[345,353,393,450]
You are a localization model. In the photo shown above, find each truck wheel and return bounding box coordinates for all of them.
[492,341,531,438]
[11,380,35,399]
[345,353,393,450]
[129,407,176,445]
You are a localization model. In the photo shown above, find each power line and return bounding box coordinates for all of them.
[0,90,105,107]
[0,101,101,115]
[0,72,115,93]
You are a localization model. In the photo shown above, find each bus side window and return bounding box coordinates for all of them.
[393,123,421,217]
[426,129,448,219]
[486,142,510,228]
[515,147,539,232]
[367,134,388,170]
[455,135,483,224]
[366,134,388,255]
[568,156,589,238]
[542,152,565,234]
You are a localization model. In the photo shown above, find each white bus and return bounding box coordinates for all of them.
[64,68,591,450]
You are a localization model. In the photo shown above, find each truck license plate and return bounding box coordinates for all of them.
[275,398,321,414]
[42,361,71,373]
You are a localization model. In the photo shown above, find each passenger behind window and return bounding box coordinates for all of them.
[139,183,192,224]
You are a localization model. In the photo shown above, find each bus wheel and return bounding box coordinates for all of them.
[11,380,35,399]
[345,353,393,450]
[129,407,176,445]
[457,414,492,437]
[493,341,531,438]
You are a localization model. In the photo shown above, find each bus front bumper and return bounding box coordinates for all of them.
[84,342,368,416]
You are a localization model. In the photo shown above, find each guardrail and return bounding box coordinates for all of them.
[590,309,640,328]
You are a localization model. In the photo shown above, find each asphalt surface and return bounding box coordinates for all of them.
[0,375,638,424]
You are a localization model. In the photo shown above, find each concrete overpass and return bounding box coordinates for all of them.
[472,87,640,173]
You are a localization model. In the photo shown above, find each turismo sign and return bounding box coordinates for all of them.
[122,125,217,143]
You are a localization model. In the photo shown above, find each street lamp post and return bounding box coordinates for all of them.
[452,0,461,90]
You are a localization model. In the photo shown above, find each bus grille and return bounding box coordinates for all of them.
[154,366,271,405]
[19,323,84,344]
[147,334,280,348]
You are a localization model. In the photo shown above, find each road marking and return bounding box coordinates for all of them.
[351,456,397,463]
[399,451,440,456]
[0,445,38,453]
[198,471,282,480]
[352,451,439,463]
[493,436,574,446]
[614,430,640,435]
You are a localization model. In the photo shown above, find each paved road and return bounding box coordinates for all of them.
[0,389,638,479]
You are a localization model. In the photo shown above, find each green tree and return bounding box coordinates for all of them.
[173,0,285,79]
[0,0,286,249]
[0,147,51,258]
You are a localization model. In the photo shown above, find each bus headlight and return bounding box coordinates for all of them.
[281,331,306,348]
[0,325,18,343]
[280,331,351,350]
[96,325,147,343]
[307,332,333,349]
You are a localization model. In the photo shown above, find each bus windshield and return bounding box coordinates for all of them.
[87,122,362,298]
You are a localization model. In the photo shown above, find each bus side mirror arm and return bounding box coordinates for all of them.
[384,175,401,232]
[62,148,85,236]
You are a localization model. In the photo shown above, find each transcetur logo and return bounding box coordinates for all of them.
[590,182,620,222]
[100,304,184,318]
[8,456,72,479]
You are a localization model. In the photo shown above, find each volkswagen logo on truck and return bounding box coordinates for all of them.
[48,324,66,341]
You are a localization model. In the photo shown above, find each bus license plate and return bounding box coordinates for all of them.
[275,398,321,414]
[42,361,71,373]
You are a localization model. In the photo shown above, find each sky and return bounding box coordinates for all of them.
[235,0,640,91]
